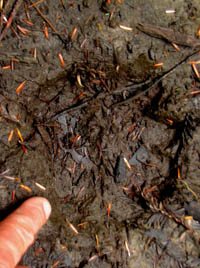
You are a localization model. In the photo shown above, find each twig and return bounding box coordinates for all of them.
[30,0,57,32]
[178,180,198,200]
[30,0,68,46]
[59,0,65,9]
[29,0,46,8]
[47,89,107,121]
[48,101,88,121]
[113,48,200,106]
[112,77,152,94]
[0,53,37,63]
[0,169,10,177]
[137,23,200,48]
[0,0,23,42]
[0,0,14,28]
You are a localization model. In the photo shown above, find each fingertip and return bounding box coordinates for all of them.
[0,197,51,268]
[23,197,52,220]
[41,198,52,220]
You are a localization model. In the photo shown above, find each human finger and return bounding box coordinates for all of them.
[0,197,51,268]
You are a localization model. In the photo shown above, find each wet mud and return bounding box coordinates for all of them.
[1,0,200,267]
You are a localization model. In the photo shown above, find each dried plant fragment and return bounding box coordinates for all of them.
[16,81,26,95]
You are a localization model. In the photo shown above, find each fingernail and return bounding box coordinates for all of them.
[42,200,51,219]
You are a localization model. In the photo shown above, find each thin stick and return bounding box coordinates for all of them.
[137,22,200,48]
[113,48,200,106]
[0,53,37,64]
[0,0,23,42]
[30,0,67,46]
[30,0,57,33]
[59,0,65,9]
[49,101,88,121]
[0,0,14,28]
[29,0,46,8]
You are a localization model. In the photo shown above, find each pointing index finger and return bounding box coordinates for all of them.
[0,197,51,268]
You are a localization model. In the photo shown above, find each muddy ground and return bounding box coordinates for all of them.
[1,0,200,267]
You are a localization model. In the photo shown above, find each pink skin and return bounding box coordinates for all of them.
[0,197,51,268]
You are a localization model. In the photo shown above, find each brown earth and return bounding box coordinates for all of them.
[1,1,200,267]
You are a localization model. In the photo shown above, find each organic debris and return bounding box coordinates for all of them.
[0,1,200,267]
